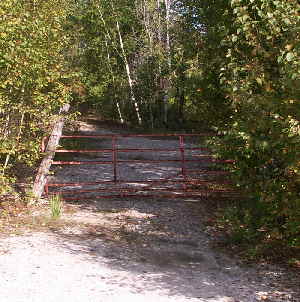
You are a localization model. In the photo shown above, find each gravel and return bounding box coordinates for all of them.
[0,120,298,302]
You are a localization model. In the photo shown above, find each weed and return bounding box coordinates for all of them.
[49,194,63,219]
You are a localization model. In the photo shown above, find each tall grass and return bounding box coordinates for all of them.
[49,194,63,219]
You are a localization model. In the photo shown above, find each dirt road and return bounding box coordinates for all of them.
[0,120,298,302]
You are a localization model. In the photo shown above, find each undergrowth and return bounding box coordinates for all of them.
[209,198,300,268]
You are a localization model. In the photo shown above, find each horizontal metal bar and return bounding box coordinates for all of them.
[54,191,238,201]
[50,185,234,195]
[46,178,217,187]
[52,161,113,165]
[52,159,234,165]
[47,180,174,187]
[50,188,169,194]
[55,149,113,153]
[47,178,231,188]
[55,147,211,153]
[116,159,204,163]
[60,133,217,139]
[130,159,235,163]
[49,186,217,195]
[47,181,173,187]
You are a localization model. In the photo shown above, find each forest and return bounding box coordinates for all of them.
[0,0,299,256]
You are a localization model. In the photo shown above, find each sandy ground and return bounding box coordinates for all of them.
[0,120,298,302]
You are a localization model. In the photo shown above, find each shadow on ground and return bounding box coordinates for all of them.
[47,197,263,302]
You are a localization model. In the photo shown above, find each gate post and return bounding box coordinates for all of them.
[45,182,49,196]
[112,136,117,183]
[179,135,186,178]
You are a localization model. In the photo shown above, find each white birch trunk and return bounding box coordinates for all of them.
[104,40,124,124]
[115,19,142,125]
[99,2,142,125]
[163,0,171,126]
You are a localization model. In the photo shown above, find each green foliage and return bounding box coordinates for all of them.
[0,0,75,187]
[74,0,191,128]
[191,0,300,248]
[71,1,131,111]
[0,175,15,195]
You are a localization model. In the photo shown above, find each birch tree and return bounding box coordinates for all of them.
[77,0,185,128]
[114,6,142,125]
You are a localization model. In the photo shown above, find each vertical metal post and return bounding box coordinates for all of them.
[45,181,49,196]
[112,136,117,183]
[179,135,186,178]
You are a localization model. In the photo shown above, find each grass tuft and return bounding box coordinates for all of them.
[49,194,63,219]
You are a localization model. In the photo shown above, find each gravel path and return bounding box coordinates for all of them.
[0,120,299,302]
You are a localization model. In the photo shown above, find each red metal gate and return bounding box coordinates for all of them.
[45,133,234,200]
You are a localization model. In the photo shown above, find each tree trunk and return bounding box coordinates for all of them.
[1,112,25,175]
[115,98,124,124]
[115,19,142,125]
[178,89,185,125]
[98,3,141,124]
[163,0,171,126]
[104,39,124,124]
[32,104,70,199]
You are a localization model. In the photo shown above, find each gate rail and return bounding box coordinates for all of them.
[45,133,235,200]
